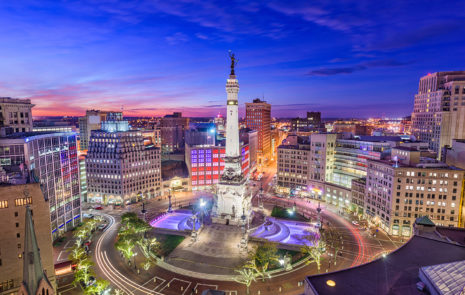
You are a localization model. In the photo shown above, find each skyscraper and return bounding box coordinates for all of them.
[0,97,34,133]
[159,112,189,154]
[213,53,252,226]
[245,98,271,165]
[411,71,465,157]
[86,114,161,204]
[78,110,111,151]
[0,132,81,239]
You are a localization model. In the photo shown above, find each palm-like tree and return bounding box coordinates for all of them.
[301,232,326,272]
[85,279,109,295]
[77,258,94,284]
[116,237,135,261]
[234,267,259,295]
[69,246,86,263]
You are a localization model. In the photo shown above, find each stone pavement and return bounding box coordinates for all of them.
[166,224,249,275]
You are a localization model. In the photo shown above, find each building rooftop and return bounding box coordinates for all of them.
[305,235,465,295]
[420,260,465,295]
[0,131,75,140]
[393,146,420,152]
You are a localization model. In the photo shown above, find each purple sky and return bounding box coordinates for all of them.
[0,1,464,118]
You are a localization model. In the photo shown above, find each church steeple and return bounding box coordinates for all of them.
[19,206,54,295]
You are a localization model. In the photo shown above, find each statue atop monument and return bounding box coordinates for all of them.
[229,51,238,76]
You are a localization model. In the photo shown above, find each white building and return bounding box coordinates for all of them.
[86,115,161,204]
[0,97,34,132]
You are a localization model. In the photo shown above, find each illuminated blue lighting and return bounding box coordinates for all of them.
[209,128,216,134]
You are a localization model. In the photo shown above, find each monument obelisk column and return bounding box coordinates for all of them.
[213,52,252,226]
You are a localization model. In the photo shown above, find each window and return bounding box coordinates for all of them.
[15,197,32,207]
[0,200,8,209]
[15,212,18,217]
[15,223,19,228]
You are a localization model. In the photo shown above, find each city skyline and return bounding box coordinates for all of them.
[1,1,464,118]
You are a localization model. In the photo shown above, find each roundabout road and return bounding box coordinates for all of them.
[91,186,402,294]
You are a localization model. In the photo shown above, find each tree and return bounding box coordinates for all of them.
[301,232,326,272]
[251,242,279,280]
[76,258,94,284]
[85,279,109,295]
[75,228,89,246]
[321,227,343,265]
[116,236,135,261]
[141,259,155,271]
[234,266,259,295]
[69,246,86,264]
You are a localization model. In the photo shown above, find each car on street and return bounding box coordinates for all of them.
[94,206,103,210]
[97,224,107,231]
[80,276,96,288]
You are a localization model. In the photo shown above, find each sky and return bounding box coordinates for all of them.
[0,1,464,118]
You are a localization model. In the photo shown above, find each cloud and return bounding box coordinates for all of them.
[307,59,413,76]
[165,32,189,45]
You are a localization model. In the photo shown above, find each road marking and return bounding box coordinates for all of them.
[193,283,218,290]
[57,250,67,262]
[159,278,192,295]
[63,239,74,249]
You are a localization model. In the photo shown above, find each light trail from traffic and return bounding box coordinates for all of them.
[94,212,163,295]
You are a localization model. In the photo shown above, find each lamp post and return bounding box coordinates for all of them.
[168,189,172,213]
[317,202,322,231]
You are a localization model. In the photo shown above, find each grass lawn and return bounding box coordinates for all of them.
[268,249,308,270]
[271,206,309,222]
[156,234,185,256]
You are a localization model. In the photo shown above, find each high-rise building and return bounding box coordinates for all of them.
[0,183,56,294]
[86,115,161,204]
[332,137,396,187]
[411,71,465,157]
[366,147,465,237]
[213,53,252,226]
[290,111,324,132]
[79,154,87,203]
[159,112,189,154]
[0,132,81,239]
[246,98,271,165]
[240,129,258,173]
[444,139,465,169]
[78,110,111,151]
[277,133,336,192]
[0,97,34,132]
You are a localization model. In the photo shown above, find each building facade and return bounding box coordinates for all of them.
[290,111,324,132]
[78,110,110,151]
[366,147,465,237]
[411,71,465,156]
[159,112,189,154]
[86,117,161,204]
[332,138,394,188]
[0,183,56,294]
[0,97,34,133]
[186,144,249,191]
[246,98,271,165]
[277,133,337,196]
[444,139,465,169]
[0,132,81,238]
